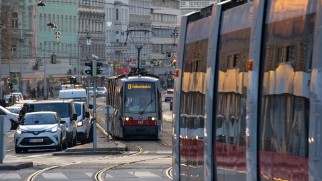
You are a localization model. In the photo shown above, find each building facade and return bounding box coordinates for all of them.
[0,0,79,97]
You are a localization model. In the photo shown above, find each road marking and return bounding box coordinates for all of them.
[42,173,68,179]
[0,173,21,179]
[131,171,159,178]
[85,173,93,177]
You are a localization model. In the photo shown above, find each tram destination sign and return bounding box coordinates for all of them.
[127,83,152,89]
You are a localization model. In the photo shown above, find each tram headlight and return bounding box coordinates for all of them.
[124,117,133,121]
[148,117,156,121]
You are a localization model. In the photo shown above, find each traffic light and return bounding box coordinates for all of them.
[85,60,98,76]
[96,61,103,75]
[51,54,56,64]
[8,83,13,90]
[55,31,61,39]
[85,62,93,76]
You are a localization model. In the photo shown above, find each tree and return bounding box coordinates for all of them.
[0,4,14,63]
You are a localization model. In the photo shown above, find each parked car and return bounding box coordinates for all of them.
[86,87,97,97]
[6,106,22,114]
[14,111,67,153]
[11,92,24,102]
[97,87,107,97]
[74,102,93,144]
[164,89,174,102]
[24,99,78,147]
[0,105,19,130]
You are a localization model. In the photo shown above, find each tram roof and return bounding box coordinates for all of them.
[109,73,159,82]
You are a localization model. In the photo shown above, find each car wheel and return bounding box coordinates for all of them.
[15,147,22,154]
[68,138,73,147]
[56,139,63,151]
[63,140,68,150]
[73,135,77,146]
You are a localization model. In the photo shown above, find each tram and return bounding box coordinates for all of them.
[105,70,162,139]
[173,0,322,180]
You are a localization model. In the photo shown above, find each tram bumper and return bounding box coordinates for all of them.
[123,126,158,138]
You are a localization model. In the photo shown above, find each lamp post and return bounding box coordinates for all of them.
[19,29,25,93]
[43,41,59,99]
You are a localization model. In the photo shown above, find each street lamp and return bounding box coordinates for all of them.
[19,29,25,93]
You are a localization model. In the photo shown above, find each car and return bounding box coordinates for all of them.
[6,106,22,114]
[11,92,24,102]
[86,87,97,97]
[0,105,19,130]
[14,111,67,153]
[24,99,78,147]
[97,87,107,97]
[164,89,174,102]
[74,102,93,144]
[58,88,88,104]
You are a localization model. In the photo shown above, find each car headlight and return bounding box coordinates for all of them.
[77,121,83,127]
[46,126,58,133]
[16,129,22,134]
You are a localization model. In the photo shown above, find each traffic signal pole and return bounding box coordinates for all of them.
[93,75,97,149]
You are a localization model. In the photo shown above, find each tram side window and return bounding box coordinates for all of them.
[259,8,313,157]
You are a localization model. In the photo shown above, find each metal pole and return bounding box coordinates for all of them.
[137,45,142,70]
[43,42,47,99]
[78,44,81,82]
[93,76,97,149]
[20,29,23,93]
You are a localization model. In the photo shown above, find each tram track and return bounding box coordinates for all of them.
[25,162,81,181]
[94,143,171,181]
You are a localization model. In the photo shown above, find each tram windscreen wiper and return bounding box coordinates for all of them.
[140,100,153,115]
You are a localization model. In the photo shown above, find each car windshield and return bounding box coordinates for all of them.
[23,114,57,125]
[75,103,81,116]
[97,87,105,91]
[27,103,70,117]
[7,107,21,114]
[87,87,94,91]
[167,91,173,94]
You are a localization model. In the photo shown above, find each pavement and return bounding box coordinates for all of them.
[0,123,127,170]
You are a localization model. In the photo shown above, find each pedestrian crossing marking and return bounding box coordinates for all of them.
[0,173,21,179]
[85,173,93,177]
[131,171,159,178]
[42,173,68,179]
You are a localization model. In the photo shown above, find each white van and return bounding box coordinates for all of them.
[58,89,88,104]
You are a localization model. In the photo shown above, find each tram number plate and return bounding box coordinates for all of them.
[29,138,43,143]
[138,121,144,125]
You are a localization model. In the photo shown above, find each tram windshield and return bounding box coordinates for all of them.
[124,82,156,114]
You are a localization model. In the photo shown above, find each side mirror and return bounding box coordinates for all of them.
[88,104,93,109]
[118,115,122,121]
[84,112,90,118]
[72,114,77,120]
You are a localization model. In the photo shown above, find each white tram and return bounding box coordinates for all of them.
[173,0,322,180]
[105,72,162,139]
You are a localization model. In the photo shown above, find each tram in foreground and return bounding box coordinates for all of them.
[173,0,322,180]
[105,69,162,139]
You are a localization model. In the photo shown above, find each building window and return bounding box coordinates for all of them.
[116,9,119,21]
[12,12,18,29]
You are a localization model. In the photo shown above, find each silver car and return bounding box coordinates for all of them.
[0,105,19,130]
[74,102,93,144]
[97,87,107,97]
[14,112,67,153]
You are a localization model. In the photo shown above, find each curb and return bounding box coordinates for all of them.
[0,162,33,170]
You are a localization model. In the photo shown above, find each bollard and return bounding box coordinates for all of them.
[0,116,11,163]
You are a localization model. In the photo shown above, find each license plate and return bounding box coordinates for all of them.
[29,138,43,143]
